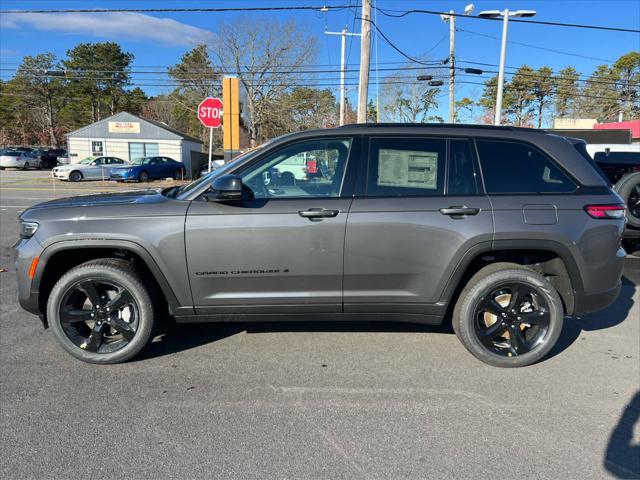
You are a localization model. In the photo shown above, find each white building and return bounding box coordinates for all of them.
[66,112,203,177]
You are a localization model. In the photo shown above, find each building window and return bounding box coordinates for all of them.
[128,142,159,160]
[91,141,104,156]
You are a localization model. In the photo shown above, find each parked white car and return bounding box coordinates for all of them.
[52,156,128,182]
[0,151,40,170]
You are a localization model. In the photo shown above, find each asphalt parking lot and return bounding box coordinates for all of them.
[1,169,639,479]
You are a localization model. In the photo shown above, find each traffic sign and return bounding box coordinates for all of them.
[198,97,223,128]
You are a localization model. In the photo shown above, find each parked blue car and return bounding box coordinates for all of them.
[109,156,185,182]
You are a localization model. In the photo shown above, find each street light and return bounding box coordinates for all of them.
[478,9,536,125]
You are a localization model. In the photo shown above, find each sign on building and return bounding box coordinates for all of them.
[108,121,141,133]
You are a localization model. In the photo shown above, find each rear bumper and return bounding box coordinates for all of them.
[572,282,621,317]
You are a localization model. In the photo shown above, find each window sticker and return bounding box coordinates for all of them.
[377,149,438,189]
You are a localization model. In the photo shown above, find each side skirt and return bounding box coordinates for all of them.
[173,312,445,326]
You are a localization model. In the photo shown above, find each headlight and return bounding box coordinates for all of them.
[20,221,39,239]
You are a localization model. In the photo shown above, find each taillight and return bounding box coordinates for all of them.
[584,204,626,219]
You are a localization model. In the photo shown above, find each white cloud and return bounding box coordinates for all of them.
[1,12,214,46]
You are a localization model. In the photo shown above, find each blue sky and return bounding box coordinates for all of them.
[1,0,639,121]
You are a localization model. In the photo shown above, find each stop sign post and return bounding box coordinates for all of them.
[198,97,223,172]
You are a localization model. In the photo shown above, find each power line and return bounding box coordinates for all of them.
[0,5,355,14]
[375,7,640,33]
[456,28,616,63]
[3,4,638,33]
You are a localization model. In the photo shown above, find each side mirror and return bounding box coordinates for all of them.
[205,174,243,201]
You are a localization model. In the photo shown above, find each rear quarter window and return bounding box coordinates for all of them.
[476,139,576,194]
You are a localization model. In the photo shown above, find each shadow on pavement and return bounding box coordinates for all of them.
[546,273,636,360]
[138,320,452,361]
[604,390,640,478]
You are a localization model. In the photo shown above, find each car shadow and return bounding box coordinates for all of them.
[604,390,640,478]
[545,274,636,360]
[137,319,452,361]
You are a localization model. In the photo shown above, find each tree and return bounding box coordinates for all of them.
[168,44,220,100]
[14,53,65,146]
[611,51,640,120]
[209,16,317,146]
[554,66,580,118]
[507,65,536,126]
[366,99,378,123]
[454,97,475,123]
[532,66,554,128]
[578,64,619,121]
[166,45,222,149]
[380,70,440,122]
[478,75,499,123]
[63,42,134,121]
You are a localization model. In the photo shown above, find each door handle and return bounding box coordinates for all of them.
[298,208,340,220]
[439,206,480,216]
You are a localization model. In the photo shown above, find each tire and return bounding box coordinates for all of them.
[452,262,564,368]
[69,171,83,182]
[47,258,155,364]
[173,169,183,180]
[22,162,29,170]
[138,171,149,182]
[614,172,640,228]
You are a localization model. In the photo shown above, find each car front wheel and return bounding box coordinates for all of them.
[138,171,149,182]
[69,171,82,182]
[453,263,564,368]
[47,259,155,364]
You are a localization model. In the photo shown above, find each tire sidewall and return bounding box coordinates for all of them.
[70,171,82,182]
[139,171,149,182]
[614,172,640,228]
[455,269,564,368]
[47,265,154,364]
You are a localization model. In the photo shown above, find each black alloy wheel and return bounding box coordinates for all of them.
[59,279,139,354]
[473,282,551,358]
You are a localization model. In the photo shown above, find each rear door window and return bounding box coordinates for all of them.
[476,139,576,194]
[448,139,479,195]
[366,137,446,196]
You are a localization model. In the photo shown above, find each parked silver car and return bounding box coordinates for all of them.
[0,150,40,170]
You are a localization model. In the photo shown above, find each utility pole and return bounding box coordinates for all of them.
[357,0,371,123]
[326,29,361,126]
[448,10,456,123]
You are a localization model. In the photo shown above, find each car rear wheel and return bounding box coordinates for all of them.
[22,162,29,170]
[47,259,155,364]
[452,263,564,368]
[69,171,82,182]
[138,171,149,182]
[173,169,183,180]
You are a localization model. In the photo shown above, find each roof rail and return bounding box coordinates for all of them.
[339,122,545,133]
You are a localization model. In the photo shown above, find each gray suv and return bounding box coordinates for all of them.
[14,124,626,367]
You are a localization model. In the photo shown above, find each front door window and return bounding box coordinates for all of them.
[239,138,352,199]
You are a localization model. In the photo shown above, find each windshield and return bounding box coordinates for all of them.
[78,157,95,165]
[175,149,261,199]
[130,157,150,165]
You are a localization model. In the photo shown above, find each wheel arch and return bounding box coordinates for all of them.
[34,240,182,320]
[440,239,583,317]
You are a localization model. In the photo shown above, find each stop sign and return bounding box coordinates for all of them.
[198,97,223,128]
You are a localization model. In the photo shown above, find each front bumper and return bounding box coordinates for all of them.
[51,168,70,180]
[13,236,44,317]
[110,169,136,180]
